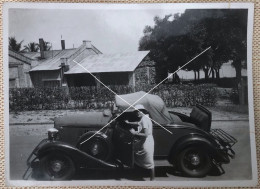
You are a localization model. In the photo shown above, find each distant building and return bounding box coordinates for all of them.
[24,39,155,88]
[8,50,33,88]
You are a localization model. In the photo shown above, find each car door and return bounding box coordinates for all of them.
[112,124,134,167]
[153,123,180,157]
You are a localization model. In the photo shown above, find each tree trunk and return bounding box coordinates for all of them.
[234,62,243,105]
[211,68,215,82]
[203,68,209,82]
[197,71,200,81]
[235,64,242,83]
[215,68,220,81]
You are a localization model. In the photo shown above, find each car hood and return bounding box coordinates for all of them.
[54,111,112,129]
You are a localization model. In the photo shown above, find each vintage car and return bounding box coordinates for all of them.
[23,91,237,180]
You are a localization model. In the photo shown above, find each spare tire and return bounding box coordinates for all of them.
[76,131,111,161]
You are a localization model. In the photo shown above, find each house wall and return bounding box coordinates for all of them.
[66,72,130,87]
[134,57,156,86]
[100,72,129,85]
[9,55,32,88]
[66,73,96,87]
[30,70,62,87]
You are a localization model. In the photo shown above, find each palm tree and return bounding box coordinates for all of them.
[9,37,23,52]
[23,42,39,52]
[43,41,51,51]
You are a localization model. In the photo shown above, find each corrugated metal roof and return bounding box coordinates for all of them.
[21,50,66,60]
[65,51,150,74]
[30,49,78,71]
[9,50,33,65]
[21,52,40,59]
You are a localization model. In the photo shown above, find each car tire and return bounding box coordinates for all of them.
[39,152,76,180]
[176,146,211,177]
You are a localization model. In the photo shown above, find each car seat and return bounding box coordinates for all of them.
[190,104,212,132]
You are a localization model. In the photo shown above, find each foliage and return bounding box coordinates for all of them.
[38,39,51,51]
[23,42,39,52]
[43,41,51,51]
[139,9,248,83]
[9,37,23,52]
[9,87,69,111]
[9,85,218,111]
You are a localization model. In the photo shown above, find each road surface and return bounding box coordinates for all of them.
[9,120,252,181]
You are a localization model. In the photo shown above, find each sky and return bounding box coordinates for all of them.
[9,8,185,54]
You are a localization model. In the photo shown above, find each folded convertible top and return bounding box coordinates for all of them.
[115,91,180,125]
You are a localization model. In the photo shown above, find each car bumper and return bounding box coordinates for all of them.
[210,129,236,163]
[23,139,49,180]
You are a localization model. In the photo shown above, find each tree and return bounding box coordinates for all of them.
[38,39,52,51]
[43,41,51,51]
[9,37,23,52]
[139,9,248,84]
[221,9,247,82]
[23,42,39,52]
[139,11,219,82]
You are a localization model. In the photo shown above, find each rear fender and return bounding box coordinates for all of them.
[37,141,117,169]
[168,134,229,164]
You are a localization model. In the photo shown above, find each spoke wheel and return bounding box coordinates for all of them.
[177,146,211,177]
[39,153,75,180]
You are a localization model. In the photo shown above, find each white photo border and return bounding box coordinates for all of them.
[3,2,257,187]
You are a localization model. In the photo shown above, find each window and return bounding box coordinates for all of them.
[9,78,17,88]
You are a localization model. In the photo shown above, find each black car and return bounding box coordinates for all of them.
[23,91,237,180]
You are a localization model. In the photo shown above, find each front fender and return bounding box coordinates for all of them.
[36,140,117,169]
[169,134,230,164]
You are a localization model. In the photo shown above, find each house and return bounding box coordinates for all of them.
[8,50,33,88]
[27,39,156,88]
[65,51,156,87]
[27,40,102,87]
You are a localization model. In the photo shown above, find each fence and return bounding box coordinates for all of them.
[9,84,218,111]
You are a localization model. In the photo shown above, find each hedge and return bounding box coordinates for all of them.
[9,84,217,111]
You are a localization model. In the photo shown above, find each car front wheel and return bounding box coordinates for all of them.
[39,153,76,180]
[176,146,211,177]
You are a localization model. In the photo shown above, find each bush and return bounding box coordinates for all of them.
[9,84,218,111]
[147,84,218,107]
[9,87,69,111]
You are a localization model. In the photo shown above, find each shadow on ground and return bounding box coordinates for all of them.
[31,164,223,181]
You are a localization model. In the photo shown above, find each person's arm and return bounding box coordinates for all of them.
[130,128,149,137]
[125,120,139,126]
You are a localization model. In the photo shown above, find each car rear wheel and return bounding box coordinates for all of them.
[176,146,211,177]
[39,153,75,180]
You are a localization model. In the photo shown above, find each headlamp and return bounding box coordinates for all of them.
[48,128,59,141]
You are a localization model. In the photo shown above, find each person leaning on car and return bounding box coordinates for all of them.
[125,104,155,181]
